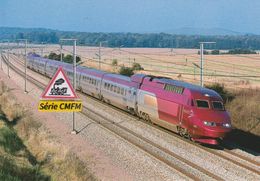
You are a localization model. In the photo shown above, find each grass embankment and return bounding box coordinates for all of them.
[226,88,260,136]
[207,84,260,152]
[0,82,97,181]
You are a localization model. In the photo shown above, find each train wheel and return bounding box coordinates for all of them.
[177,126,185,137]
[178,126,191,139]
[144,114,151,123]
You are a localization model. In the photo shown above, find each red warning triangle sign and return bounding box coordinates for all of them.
[41,67,78,99]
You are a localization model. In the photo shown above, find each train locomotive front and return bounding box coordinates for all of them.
[136,76,232,145]
[182,88,232,145]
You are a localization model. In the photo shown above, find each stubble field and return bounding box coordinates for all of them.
[24,45,260,89]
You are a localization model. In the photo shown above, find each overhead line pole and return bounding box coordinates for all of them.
[0,45,2,70]
[200,43,204,87]
[41,42,44,57]
[60,43,63,62]
[17,39,28,93]
[1,40,11,78]
[7,47,10,78]
[6,40,10,78]
[99,42,101,70]
[97,41,108,70]
[199,42,216,87]
[60,38,77,134]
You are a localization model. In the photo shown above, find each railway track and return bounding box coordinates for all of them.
[2,54,221,180]
[3,53,260,180]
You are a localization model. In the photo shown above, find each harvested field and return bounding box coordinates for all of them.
[17,45,260,89]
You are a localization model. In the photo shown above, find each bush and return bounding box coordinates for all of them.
[198,50,209,55]
[63,54,81,64]
[132,63,144,71]
[46,53,81,64]
[211,49,220,55]
[119,66,134,76]
[112,59,118,66]
[227,48,257,54]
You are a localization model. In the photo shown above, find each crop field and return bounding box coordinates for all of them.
[11,44,260,89]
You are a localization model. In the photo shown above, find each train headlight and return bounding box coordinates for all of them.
[203,121,216,127]
[223,123,231,128]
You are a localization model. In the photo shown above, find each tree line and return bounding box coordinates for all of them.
[44,52,81,64]
[1,27,260,50]
[198,48,257,55]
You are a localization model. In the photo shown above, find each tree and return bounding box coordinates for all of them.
[46,53,81,64]
[112,59,118,66]
[211,49,220,55]
[63,54,81,63]
[119,65,134,76]
[132,62,144,71]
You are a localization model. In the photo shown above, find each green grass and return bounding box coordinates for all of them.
[0,121,50,181]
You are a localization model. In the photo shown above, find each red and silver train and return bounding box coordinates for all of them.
[28,54,232,145]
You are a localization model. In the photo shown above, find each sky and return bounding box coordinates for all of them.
[0,0,260,34]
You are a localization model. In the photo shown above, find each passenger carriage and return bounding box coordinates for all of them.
[101,73,139,112]
[77,67,105,98]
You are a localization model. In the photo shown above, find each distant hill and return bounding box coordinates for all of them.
[1,27,260,49]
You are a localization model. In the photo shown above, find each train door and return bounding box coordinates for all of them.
[178,105,184,125]
[126,87,137,111]
[76,73,81,90]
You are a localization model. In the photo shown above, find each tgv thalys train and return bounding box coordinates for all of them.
[28,53,232,145]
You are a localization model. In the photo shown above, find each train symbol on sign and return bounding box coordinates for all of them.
[50,78,68,95]
[41,67,78,99]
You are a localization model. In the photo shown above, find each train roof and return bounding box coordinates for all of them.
[77,66,106,77]
[159,78,220,97]
[104,73,131,82]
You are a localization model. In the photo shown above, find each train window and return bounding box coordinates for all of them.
[212,101,224,110]
[196,100,209,108]
[104,82,107,88]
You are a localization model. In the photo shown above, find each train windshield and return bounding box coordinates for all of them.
[212,101,225,110]
[196,100,209,108]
